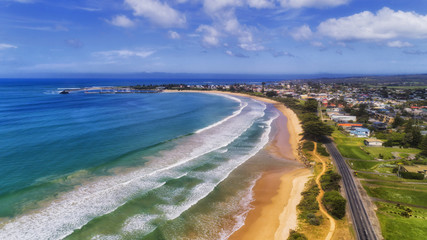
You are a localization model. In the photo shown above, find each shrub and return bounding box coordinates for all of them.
[400,171,424,180]
[288,230,308,240]
[303,141,315,151]
[317,144,330,156]
[298,180,319,219]
[320,170,342,191]
[322,191,346,219]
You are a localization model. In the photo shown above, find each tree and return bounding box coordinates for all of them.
[303,99,318,112]
[302,121,334,140]
[301,113,320,124]
[266,90,278,97]
[419,135,427,156]
[392,115,405,128]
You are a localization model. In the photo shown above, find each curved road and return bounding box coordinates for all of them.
[323,138,378,240]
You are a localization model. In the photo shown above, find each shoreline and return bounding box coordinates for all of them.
[165,90,311,239]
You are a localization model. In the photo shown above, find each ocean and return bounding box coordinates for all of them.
[0,79,285,239]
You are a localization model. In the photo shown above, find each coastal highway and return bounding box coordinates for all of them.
[323,138,378,240]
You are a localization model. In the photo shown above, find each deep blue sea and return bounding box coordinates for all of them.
[0,79,283,239]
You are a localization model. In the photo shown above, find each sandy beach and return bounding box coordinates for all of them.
[166,90,311,239]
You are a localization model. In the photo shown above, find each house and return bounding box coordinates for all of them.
[364,138,383,146]
[350,128,370,138]
[372,122,387,131]
[338,123,363,130]
[331,115,357,123]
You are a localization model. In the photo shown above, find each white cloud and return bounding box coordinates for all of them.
[387,41,413,48]
[125,0,186,27]
[318,7,427,41]
[0,43,18,50]
[93,49,155,59]
[247,0,274,9]
[108,15,135,28]
[203,0,242,13]
[196,25,220,46]
[279,0,349,8]
[291,25,313,40]
[225,50,249,58]
[168,30,180,39]
[311,41,324,48]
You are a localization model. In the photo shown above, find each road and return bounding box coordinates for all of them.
[323,138,378,240]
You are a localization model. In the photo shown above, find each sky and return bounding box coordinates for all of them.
[1,0,427,76]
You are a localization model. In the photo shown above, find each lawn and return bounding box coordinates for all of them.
[376,202,427,240]
[363,185,427,207]
[358,172,427,182]
[348,160,379,171]
[332,131,374,160]
[361,180,427,191]
[363,147,421,160]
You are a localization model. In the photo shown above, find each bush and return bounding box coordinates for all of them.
[322,190,346,219]
[320,170,342,191]
[302,141,315,151]
[317,144,330,156]
[307,213,322,226]
[400,171,425,180]
[298,180,319,220]
[288,230,308,240]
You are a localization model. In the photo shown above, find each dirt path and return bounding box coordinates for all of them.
[314,142,336,240]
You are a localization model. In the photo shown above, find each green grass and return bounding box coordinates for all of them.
[348,160,379,171]
[376,202,427,240]
[361,180,427,191]
[332,130,374,160]
[337,145,373,160]
[363,147,421,160]
[363,185,427,207]
[358,172,427,182]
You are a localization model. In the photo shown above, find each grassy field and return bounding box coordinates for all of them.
[376,202,427,240]
[363,147,421,160]
[358,172,427,182]
[361,180,427,191]
[363,185,427,207]
[348,160,379,171]
[332,131,373,160]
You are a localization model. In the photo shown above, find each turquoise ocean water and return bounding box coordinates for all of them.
[0,79,282,239]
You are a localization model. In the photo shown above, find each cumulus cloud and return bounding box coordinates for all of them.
[196,25,221,46]
[387,41,413,48]
[125,0,186,27]
[279,0,349,9]
[93,49,155,59]
[0,43,18,50]
[318,7,427,41]
[108,15,135,28]
[168,30,180,39]
[247,0,275,9]
[291,25,313,40]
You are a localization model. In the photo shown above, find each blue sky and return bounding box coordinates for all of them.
[1,0,427,76]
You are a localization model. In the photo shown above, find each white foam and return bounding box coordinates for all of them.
[0,97,273,240]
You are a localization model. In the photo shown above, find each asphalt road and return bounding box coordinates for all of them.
[323,138,378,240]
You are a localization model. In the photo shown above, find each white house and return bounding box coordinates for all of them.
[364,139,383,147]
